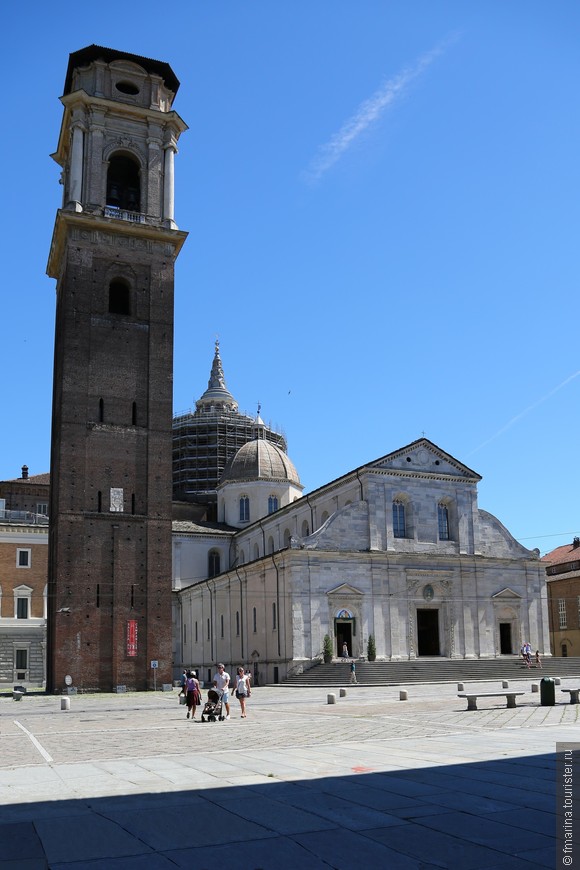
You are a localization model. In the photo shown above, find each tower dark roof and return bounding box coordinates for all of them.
[64,45,180,96]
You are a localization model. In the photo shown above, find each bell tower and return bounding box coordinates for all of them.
[46,46,187,692]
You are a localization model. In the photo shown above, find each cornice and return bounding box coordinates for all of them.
[47,209,188,279]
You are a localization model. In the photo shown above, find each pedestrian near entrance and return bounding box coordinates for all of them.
[179,669,187,696]
[235,666,251,717]
[342,642,349,658]
[213,663,231,719]
[535,650,542,669]
[185,670,201,720]
[349,661,357,684]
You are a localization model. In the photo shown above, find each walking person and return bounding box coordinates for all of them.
[234,666,251,717]
[213,663,231,720]
[179,669,187,697]
[535,650,542,669]
[185,670,201,720]
[342,642,349,658]
[349,660,357,684]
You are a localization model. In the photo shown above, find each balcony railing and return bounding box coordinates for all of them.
[0,510,49,525]
[104,205,146,223]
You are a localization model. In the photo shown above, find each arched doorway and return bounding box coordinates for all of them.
[334,608,355,657]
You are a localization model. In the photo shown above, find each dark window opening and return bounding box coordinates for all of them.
[131,493,136,515]
[106,154,141,211]
[109,280,131,316]
[96,584,100,608]
[16,649,27,670]
[99,398,104,422]
[208,550,221,578]
[97,491,102,513]
[17,598,28,619]
[116,81,140,96]
[132,402,137,425]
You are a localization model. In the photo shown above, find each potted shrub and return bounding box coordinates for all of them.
[367,634,376,662]
[323,634,333,663]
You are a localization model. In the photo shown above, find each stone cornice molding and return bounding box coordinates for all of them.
[47,209,188,278]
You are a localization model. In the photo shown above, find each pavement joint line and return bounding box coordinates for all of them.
[13,720,53,763]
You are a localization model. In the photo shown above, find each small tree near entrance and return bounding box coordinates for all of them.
[323,634,333,663]
[367,634,376,662]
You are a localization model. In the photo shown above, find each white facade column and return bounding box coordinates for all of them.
[69,123,84,208]
[163,141,177,227]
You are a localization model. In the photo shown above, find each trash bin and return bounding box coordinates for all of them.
[540,676,555,706]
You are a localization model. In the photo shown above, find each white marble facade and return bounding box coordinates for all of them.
[174,438,549,683]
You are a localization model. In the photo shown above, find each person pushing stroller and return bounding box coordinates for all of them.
[212,663,231,720]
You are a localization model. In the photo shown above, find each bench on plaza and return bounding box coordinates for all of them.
[561,688,580,704]
[458,691,525,711]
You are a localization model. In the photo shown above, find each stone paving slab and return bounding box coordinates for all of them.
[0,681,574,867]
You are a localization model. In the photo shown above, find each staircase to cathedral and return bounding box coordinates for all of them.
[280,657,580,687]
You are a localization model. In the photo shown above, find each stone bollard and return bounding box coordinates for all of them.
[555,677,561,686]
[502,680,509,689]
[531,683,539,693]
[339,688,347,698]
[327,693,336,705]
[399,689,408,701]
[61,697,70,711]
[457,682,464,692]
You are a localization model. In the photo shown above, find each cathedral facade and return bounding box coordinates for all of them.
[174,435,550,685]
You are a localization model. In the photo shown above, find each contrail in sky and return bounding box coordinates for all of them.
[304,36,456,182]
[467,370,580,457]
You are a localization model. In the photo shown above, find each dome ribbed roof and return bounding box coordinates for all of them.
[220,439,301,486]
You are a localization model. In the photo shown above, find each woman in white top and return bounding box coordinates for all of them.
[234,666,251,718]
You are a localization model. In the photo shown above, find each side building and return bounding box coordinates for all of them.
[543,538,580,657]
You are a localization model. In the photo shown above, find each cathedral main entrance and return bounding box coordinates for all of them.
[499,622,512,654]
[416,609,440,656]
[335,620,353,657]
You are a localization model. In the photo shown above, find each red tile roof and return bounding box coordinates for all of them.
[542,540,580,565]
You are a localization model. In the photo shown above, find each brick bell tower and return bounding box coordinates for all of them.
[46,46,187,692]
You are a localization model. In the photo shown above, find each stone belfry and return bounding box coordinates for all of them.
[46,46,188,692]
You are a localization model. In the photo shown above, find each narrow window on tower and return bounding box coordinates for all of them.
[130,585,134,609]
[99,398,104,422]
[97,491,102,513]
[131,493,136,515]
[132,402,137,425]
[108,279,131,316]
[96,583,100,607]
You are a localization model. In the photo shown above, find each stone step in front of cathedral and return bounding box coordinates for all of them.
[279,657,580,686]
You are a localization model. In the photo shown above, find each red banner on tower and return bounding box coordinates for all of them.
[127,620,138,656]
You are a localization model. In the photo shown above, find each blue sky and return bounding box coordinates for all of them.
[1,2,578,555]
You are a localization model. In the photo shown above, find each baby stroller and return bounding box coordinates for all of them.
[201,688,225,722]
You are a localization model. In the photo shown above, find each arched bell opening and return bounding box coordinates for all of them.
[106,153,141,212]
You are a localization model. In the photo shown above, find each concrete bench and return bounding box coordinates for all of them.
[561,689,580,704]
[458,691,525,711]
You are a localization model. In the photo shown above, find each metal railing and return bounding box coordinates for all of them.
[0,510,49,525]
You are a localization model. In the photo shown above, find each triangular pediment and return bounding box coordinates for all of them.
[326,583,363,597]
[369,438,481,480]
[491,587,523,600]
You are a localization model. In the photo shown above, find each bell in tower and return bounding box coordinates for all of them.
[46,46,188,693]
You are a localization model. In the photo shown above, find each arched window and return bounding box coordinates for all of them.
[321,511,329,525]
[268,536,275,554]
[301,520,309,537]
[283,529,292,548]
[253,543,260,560]
[438,503,450,540]
[106,154,141,211]
[208,550,220,578]
[268,495,278,514]
[108,279,131,315]
[239,496,250,523]
[393,500,406,538]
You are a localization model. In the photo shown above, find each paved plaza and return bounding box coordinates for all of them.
[0,677,578,868]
